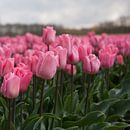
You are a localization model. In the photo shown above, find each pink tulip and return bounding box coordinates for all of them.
[25,32,34,43]
[58,34,72,56]
[87,31,95,37]
[0,47,4,57]
[33,44,47,52]
[42,26,56,45]
[36,51,57,80]
[64,64,76,75]
[124,41,130,57]
[72,37,81,47]
[99,44,118,68]
[32,50,44,58]
[14,39,27,54]
[14,66,33,93]
[0,58,14,76]
[33,35,42,44]
[54,46,67,69]
[31,55,39,74]
[68,45,79,64]
[24,49,35,57]
[17,63,30,70]
[116,41,126,55]
[3,46,12,58]
[0,46,11,58]
[88,34,98,47]
[83,54,100,74]
[14,54,23,65]
[22,56,32,70]
[116,55,124,65]
[0,72,20,98]
[78,44,93,61]
[97,36,109,49]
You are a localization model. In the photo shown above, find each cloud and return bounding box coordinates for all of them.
[0,0,129,28]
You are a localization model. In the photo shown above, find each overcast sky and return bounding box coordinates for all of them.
[0,0,130,28]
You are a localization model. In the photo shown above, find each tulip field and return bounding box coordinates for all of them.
[1,26,130,130]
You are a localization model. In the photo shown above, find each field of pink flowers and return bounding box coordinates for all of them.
[0,26,130,130]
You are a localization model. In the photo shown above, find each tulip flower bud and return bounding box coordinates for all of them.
[64,64,76,75]
[0,58,14,76]
[58,34,72,56]
[116,55,124,65]
[99,44,118,68]
[36,51,57,80]
[0,72,20,98]
[54,46,67,69]
[68,45,79,64]
[42,26,56,45]
[14,66,33,93]
[83,54,100,74]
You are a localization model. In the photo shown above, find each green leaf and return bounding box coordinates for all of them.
[63,111,106,128]
[63,114,80,122]
[1,119,16,130]
[22,113,61,130]
[119,78,130,97]
[56,91,64,115]
[72,91,79,113]
[40,121,46,130]
[124,110,130,121]
[91,98,130,121]
[44,86,55,98]
[88,122,128,130]
[76,96,86,114]
[91,98,118,113]
[0,97,8,118]
[66,126,79,130]
[64,91,79,114]
[103,122,128,130]
[21,114,40,130]
[64,94,71,113]
[105,78,126,99]
[88,122,111,130]
[107,99,130,119]
[33,116,43,130]
[41,113,61,121]
[75,111,106,126]
[53,127,65,130]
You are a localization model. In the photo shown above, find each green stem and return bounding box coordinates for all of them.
[71,64,74,112]
[82,72,86,97]
[82,69,86,130]
[20,93,23,128]
[32,75,36,110]
[60,70,64,102]
[12,99,15,125]
[40,80,45,116]
[54,72,59,114]
[8,99,11,130]
[85,75,92,114]
[125,57,129,77]
[105,69,110,90]
[50,76,55,87]
[50,72,60,129]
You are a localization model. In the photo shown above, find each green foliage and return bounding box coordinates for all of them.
[1,63,130,130]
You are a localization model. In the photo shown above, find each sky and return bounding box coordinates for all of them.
[0,0,130,28]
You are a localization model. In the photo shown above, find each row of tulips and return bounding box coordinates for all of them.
[0,26,130,130]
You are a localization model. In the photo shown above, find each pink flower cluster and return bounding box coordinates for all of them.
[0,26,127,98]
